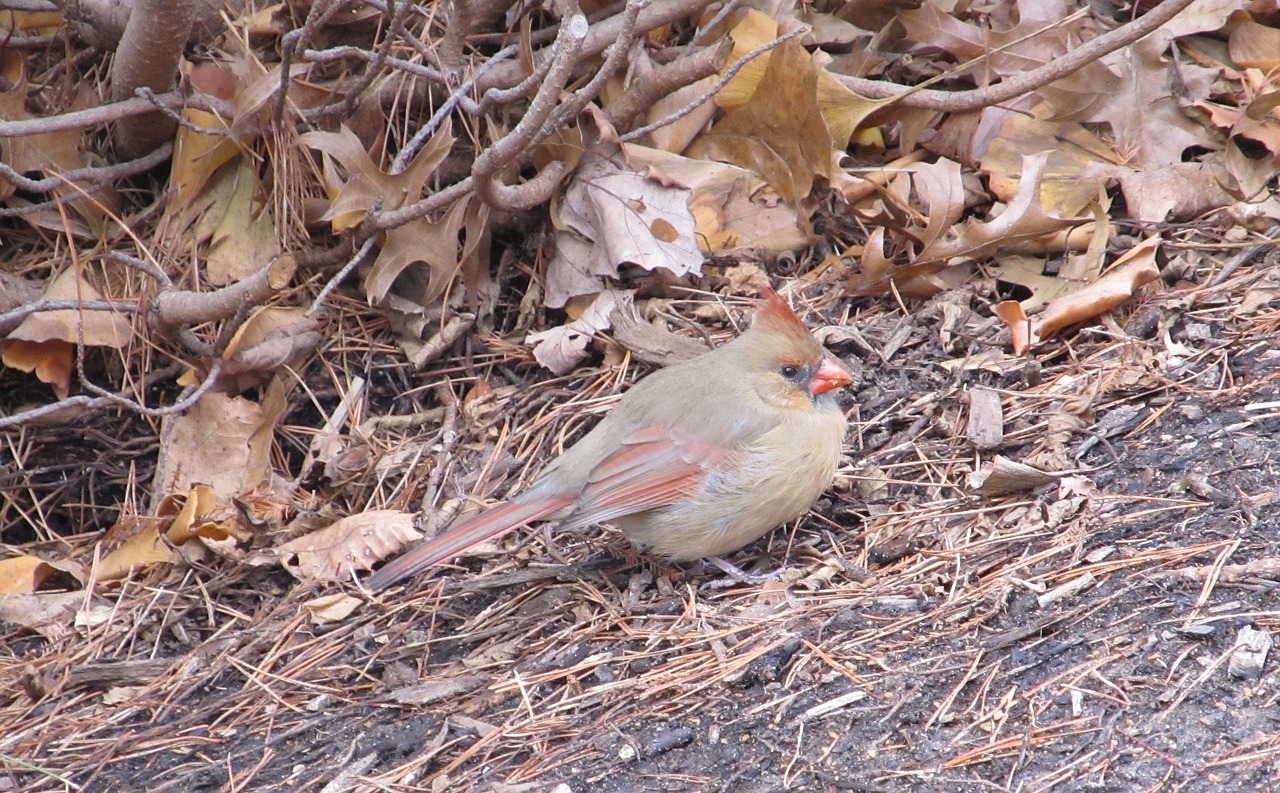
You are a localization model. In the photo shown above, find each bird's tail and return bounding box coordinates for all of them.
[367,494,574,590]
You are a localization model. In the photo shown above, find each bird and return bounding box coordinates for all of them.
[367,287,852,590]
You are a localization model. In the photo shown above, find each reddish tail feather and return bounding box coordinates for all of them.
[368,494,574,590]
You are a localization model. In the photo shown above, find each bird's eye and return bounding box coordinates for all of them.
[780,365,800,380]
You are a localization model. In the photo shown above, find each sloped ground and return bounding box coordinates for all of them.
[4,243,1280,793]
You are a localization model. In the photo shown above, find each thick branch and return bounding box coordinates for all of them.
[110,0,199,158]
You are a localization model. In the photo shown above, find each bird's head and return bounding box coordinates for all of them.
[732,287,853,411]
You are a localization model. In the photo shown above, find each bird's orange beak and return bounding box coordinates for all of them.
[809,356,852,396]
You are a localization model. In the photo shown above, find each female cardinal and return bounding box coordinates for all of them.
[368,287,852,590]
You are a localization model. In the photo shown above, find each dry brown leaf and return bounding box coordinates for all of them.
[0,591,83,631]
[547,148,701,307]
[277,510,421,582]
[527,289,623,374]
[302,120,453,232]
[2,267,134,399]
[0,556,46,594]
[0,339,73,399]
[816,68,887,149]
[202,160,282,285]
[152,390,279,501]
[157,485,219,544]
[5,265,133,348]
[923,152,1080,263]
[1092,36,1222,178]
[170,65,244,214]
[1220,91,1280,221]
[1101,161,1233,224]
[846,226,894,297]
[712,9,778,110]
[222,306,322,382]
[992,300,1032,356]
[718,178,807,253]
[687,37,834,203]
[622,144,805,255]
[896,2,1116,116]
[967,455,1061,496]
[1038,236,1161,338]
[366,194,473,307]
[303,593,363,625]
[96,521,177,582]
[981,110,1116,217]
[1228,17,1280,71]
[906,158,966,254]
[0,78,114,234]
[690,193,736,251]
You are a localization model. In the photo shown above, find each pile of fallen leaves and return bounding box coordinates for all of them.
[3,0,1280,786]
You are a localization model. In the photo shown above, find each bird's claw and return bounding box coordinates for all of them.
[697,556,786,590]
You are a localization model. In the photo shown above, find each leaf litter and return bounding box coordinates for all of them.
[2,0,1280,791]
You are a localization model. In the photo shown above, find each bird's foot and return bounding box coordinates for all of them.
[698,556,785,590]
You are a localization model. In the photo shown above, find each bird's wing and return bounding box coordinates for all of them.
[556,424,733,531]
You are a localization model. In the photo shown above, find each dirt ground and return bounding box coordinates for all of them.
[4,245,1280,793]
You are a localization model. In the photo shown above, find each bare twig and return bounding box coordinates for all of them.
[147,255,298,329]
[307,235,378,318]
[608,36,730,132]
[0,91,234,136]
[0,358,223,429]
[621,26,807,143]
[471,14,588,212]
[0,143,174,198]
[542,0,646,132]
[836,0,1199,113]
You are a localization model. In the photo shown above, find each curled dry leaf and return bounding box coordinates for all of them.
[91,486,219,583]
[527,289,623,375]
[277,510,421,582]
[992,300,1033,356]
[2,266,134,399]
[967,455,1062,497]
[1039,237,1161,338]
[222,306,322,381]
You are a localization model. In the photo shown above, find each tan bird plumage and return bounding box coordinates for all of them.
[368,288,851,591]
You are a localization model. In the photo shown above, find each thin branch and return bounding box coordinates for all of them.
[0,143,173,198]
[836,0,1199,113]
[621,26,807,143]
[608,36,730,132]
[307,235,378,318]
[0,299,138,337]
[543,0,645,132]
[0,359,223,430]
[0,91,234,136]
[472,14,588,212]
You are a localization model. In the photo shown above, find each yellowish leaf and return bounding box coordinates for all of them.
[687,38,833,203]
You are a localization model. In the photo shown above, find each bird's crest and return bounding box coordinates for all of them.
[754,287,815,346]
